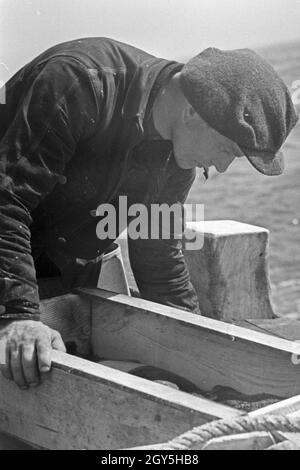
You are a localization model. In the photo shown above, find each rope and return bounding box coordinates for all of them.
[157,415,300,450]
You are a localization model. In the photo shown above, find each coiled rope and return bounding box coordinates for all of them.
[156,415,300,450]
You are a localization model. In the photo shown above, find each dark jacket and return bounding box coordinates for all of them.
[0,37,200,319]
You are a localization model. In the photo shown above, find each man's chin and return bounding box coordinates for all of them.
[174,155,196,170]
[215,166,227,173]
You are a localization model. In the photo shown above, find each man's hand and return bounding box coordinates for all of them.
[0,320,66,389]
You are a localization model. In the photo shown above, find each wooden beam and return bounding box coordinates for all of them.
[267,440,300,450]
[250,395,300,446]
[78,288,300,398]
[130,432,276,451]
[131,395,300,450]
[40,293,92,356]
[0,432,33,450]
[238,317,300,341]
[200,431,275,450]
[251,395,300,418]
[129,395,300,450]
[0,349,241,450]
[183,221,275,320]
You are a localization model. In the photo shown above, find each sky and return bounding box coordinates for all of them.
[1,0,300,81]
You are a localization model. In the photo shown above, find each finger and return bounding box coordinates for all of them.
[36,336,52,373]
[22,343,39,387]
[10,343,27,389]
[51,332,66,352]
[0,341,13,381]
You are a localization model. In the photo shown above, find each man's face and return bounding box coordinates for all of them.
[172,107,245,172]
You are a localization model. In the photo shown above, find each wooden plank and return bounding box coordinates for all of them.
[267,440,300,450]
[0,349,242,450]
[251,395,300,418]
[201,432,275,450]
[78,288,300,398]
[241,318,300,341]
[251,395,300,446]
[131,396,300,450]
[236,315,300,418]
[0,432,34,450]
[40,294,91,356]
[0,293,92,449]
[183,221,275,320]
[129,433,275,451]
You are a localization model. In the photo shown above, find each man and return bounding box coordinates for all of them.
[0,38,298,389]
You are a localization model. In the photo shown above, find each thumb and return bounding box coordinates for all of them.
[51,331,66,352]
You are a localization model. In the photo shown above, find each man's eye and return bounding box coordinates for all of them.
[221,148,232,154]
[244,112,251,122]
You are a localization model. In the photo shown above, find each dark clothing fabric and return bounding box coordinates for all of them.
[0,37,200,319]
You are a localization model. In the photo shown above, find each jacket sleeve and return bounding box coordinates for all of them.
[0,57,101,319]
[128,163,201,315]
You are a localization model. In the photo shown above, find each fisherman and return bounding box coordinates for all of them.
[0,38,298,389]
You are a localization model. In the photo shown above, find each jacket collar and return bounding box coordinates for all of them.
[122,58,181,126]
